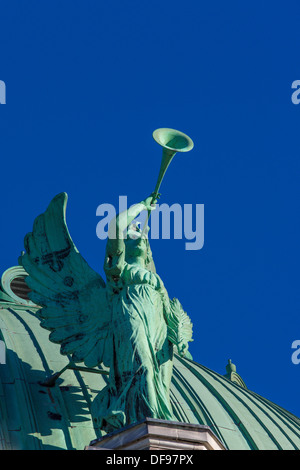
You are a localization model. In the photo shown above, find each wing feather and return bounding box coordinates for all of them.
[166,297,193,358]
[21,192,111,368]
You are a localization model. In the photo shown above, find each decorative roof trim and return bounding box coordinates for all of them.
[1,266,38,307]
[224,359,247,389]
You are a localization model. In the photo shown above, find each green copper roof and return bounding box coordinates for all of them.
[172,356,300,450]
[0,267,300,450]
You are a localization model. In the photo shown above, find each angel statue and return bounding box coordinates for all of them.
[21,129,194,434]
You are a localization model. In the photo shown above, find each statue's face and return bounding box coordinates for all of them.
[124,234,147,260]
[125,224,148,260]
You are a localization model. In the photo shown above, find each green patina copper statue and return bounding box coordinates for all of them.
[21,128,194,434]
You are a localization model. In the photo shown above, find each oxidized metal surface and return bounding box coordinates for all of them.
[20,189,193,435]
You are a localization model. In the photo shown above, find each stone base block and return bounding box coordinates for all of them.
[85,418,225,450]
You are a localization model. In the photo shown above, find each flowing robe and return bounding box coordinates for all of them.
[91,262,174,433]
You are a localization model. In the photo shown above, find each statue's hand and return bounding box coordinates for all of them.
[142,193,160,211]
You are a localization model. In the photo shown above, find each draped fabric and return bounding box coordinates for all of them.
[91,263,175,433]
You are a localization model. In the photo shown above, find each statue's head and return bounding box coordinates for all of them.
[124,223,156,272]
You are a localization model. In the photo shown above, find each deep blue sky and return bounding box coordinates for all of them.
[1,2,300,417]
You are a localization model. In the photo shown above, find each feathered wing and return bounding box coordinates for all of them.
[20,192,111,368]
[166,297,193,359]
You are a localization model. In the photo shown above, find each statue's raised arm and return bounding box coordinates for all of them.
[103,195,157,285]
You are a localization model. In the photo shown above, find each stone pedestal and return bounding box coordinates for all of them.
[85,418,225,450]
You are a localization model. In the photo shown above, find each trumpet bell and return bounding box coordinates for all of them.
[153,128,194,153]
[142,126,194,237]
[150,127,194,199]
